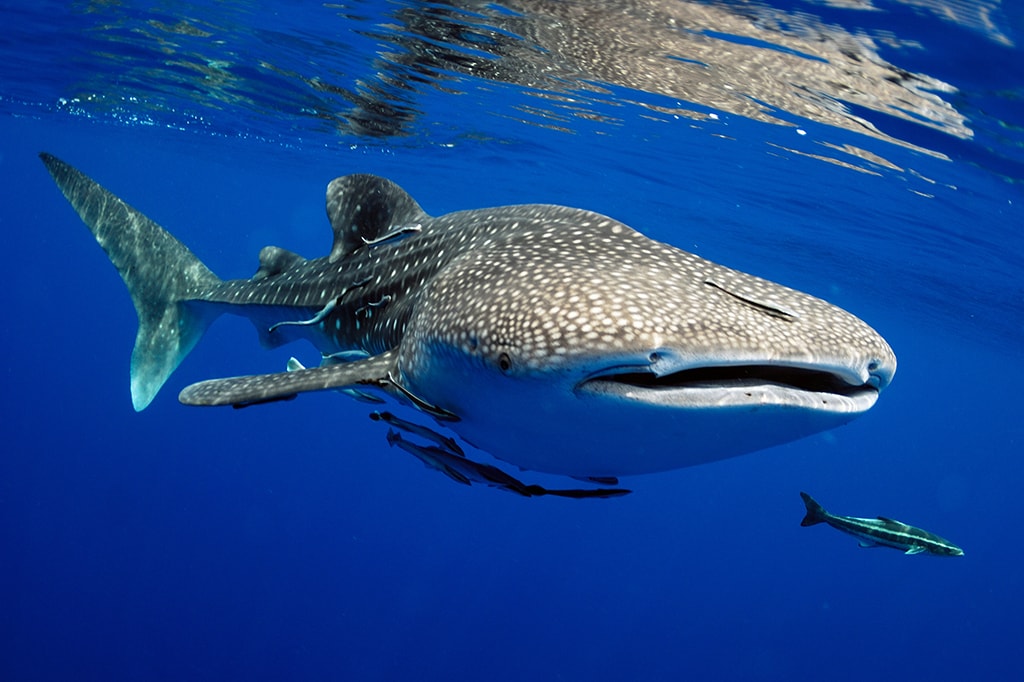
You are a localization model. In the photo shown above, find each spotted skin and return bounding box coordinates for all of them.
[42,153,896,477]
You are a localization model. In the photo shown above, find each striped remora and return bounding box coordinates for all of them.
[800,492,963,556]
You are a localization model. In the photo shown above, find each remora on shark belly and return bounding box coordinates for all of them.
[41,153,896,479]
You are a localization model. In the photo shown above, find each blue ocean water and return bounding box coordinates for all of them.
[2,1,1022,679]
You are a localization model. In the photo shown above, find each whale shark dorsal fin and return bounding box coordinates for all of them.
[325,174,427,262]
[178,349,399,407]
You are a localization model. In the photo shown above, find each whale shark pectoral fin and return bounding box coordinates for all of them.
[178,350,399,408]
[286,356,385,404]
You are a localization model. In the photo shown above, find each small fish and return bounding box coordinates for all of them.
[370,411,465,456]
[385,429,630,499]
[799,492,963,557]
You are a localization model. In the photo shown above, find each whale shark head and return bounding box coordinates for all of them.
[397,208,895,476]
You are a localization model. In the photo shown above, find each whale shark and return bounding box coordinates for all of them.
[41,152,895,484]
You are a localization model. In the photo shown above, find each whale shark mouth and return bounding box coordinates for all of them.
[575,364,880,413]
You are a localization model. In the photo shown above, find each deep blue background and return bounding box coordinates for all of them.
[2,1,1023,680]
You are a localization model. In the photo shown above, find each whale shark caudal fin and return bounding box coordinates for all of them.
[799,491,829,526]
[40,153,222,411]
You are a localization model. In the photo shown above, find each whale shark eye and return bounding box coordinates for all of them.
[498,352,512,373]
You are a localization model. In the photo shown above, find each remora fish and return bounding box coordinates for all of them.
[41,153,896,479]
[384,429,629,499]
[799,492,964,556]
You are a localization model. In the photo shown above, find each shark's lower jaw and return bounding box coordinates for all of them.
[575,364,880,413]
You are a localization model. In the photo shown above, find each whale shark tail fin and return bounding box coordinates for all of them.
[41,153,222,411]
